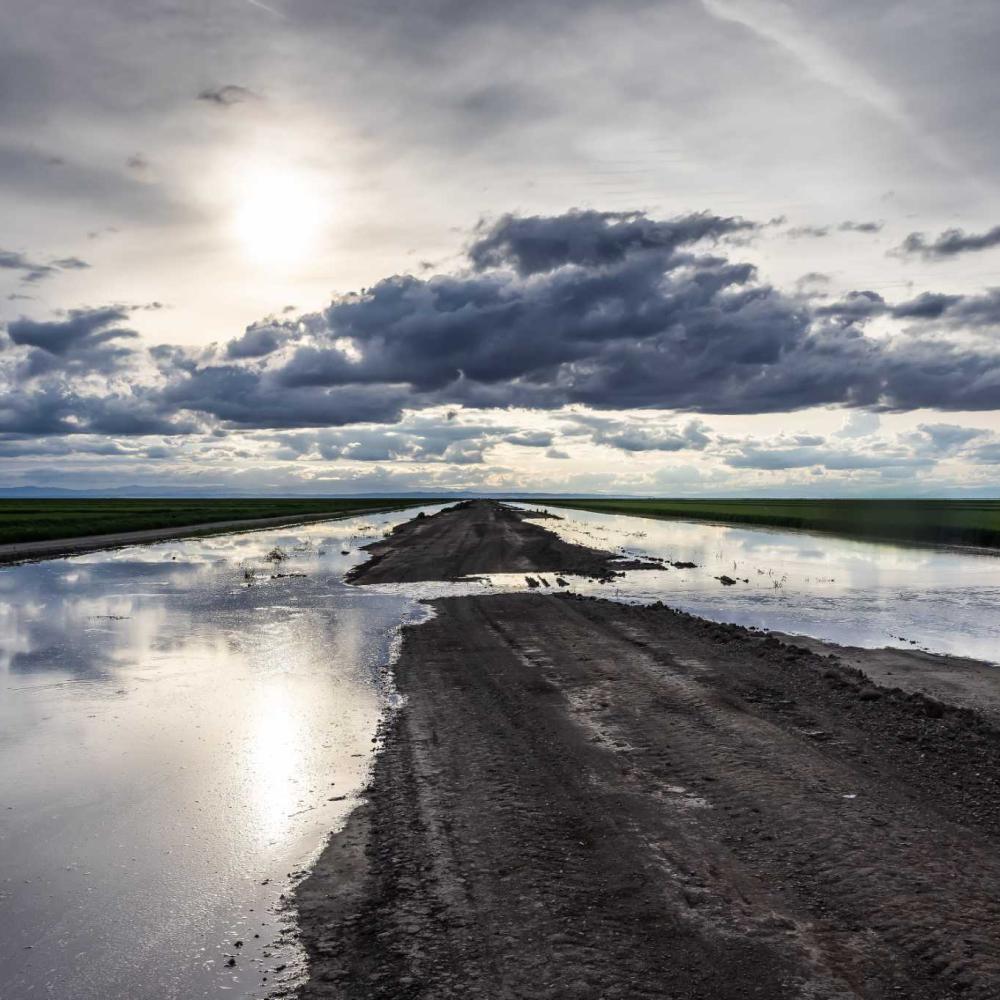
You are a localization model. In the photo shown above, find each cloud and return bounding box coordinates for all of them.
[787,225,830,238]
[565,415,712,453]
[839,220,882,233]
[972,441,1000,465]
[0,249,53,283]
[817,287,1000,329]
[7,306,135,357]
[724,439,932,473]
[504,431,553,447]
[50,256,90,270]
[7,210,1000,454]
[836,410,880,438]
[896,225,1000,259]
[120,209,1000,426]
[0,248,90,283]
[789,220,883,239]
[225,322,292,359]
[468,209,757,276]
[197,84,260,107]
[909,423,986,453]
[275,416,509,465]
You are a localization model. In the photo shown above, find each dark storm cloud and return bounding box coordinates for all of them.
[7,306,136,357]
[0,307,198,435]
[815,290,887,322]
[197,84,260,107]
[818,288,1000,329]
[468,210,757,276]
[896,225,1000,259]
[161,366,410,428]
[225,322,292,359]
[8,211,1000,445]
[0,381,193,437]
[144,209,1000,424]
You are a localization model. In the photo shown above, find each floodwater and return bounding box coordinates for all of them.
[3,501,1000,1000]
[0,507,441,1000]
[377,503,1000,664]
[522,504,1000,662]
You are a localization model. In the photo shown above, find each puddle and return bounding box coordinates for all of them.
[0,506,443,999]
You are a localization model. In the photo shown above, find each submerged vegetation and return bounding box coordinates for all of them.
[541,498,1000,551]
[0,498,427,546]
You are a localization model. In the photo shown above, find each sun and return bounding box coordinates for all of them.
[232,165,330,268]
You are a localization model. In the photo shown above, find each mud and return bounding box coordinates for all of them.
[346,500,657,584]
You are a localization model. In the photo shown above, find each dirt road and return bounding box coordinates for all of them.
[347,500,656,583]
[297,501,1000,999]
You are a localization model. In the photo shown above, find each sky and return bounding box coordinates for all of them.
[2,0,1000,496]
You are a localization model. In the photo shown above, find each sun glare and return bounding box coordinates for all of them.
[232,165,330,268]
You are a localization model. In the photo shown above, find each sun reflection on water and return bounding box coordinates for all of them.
[247,682,302,846]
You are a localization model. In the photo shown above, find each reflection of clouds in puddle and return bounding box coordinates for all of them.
[513,504,1000,663]
[0,503,446,1000]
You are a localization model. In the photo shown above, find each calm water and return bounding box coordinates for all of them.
[0,507,441,1000]
[374,503,1000,664]
[524,504,1000,661]
[3,502,1000,1000]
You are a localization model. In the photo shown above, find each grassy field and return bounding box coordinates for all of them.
[0,498,429,546]
[542,498,1000,550]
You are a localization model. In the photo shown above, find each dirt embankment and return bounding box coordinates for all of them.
[346,500,656,584]
[297,500,1000,999]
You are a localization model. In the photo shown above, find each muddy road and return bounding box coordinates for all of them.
[346,500,655,584]
[297,501,1000,999]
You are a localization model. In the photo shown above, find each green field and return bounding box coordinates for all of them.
[0,498,429,547]
[541,498,1000,550]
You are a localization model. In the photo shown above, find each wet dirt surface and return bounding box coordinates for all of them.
[346,501,656,584]
[296,501,1000,999]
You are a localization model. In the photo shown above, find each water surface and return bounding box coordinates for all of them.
[374,503,1000,664]
[4,500,1000,1000]
[0,508,440,1000]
